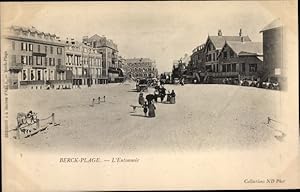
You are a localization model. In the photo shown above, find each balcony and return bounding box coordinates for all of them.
[56,65,67,72]
[9,62,23,71]
[20,80,44,85]
[47,80,72,84]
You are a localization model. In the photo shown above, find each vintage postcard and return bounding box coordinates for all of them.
[1,1,299,191]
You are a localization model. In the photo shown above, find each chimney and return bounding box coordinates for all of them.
[239,29,242,36]
[218,29,222,36]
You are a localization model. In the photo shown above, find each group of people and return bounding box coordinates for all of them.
[137,85,177,118]
[138,93,156,117]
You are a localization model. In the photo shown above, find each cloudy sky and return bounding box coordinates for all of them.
[1,1,289,72]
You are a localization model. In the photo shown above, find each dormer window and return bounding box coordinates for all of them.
[230,50,234,58]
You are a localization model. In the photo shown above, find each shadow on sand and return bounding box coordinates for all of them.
[130,114,148,118]
[128,89,138,93]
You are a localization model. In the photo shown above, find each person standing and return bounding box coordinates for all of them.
[148,101,156,118]
[143,101,148,117]
[170,90,176,104]
[138,92,145,106]
[160,86,166,102]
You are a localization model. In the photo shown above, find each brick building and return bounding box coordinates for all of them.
[4,26,71,89]
[125,58,158,79]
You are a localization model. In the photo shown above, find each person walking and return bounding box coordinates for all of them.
[148,101,156,118]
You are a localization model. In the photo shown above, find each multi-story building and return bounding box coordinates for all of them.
[82,35,119,83]
[65,39,104,87]
[260,18,286,87]
[217,40,263,81]
[204,29,252,72]
[3,26,71,89]
[190,44,206,71]
[125,58,158,79]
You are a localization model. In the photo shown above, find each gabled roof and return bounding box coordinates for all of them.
[225,41,263,56]
[260,18,283,32]
[208,35,252,49]
[89,34,103,41]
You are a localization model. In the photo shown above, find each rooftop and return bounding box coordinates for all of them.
[10,25,57,37]
[208,35,252,49]
[225,41,263,56]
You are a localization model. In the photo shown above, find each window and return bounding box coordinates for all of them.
[45,57,48,66]
[232,63,237,72]
[227,64,231,72]
[222,64,226,72]
[11,55,16,64]
[30,70,35,80]
[49,58,52,66]
[57,47,62,54]
[223,52,227,59]
[241,63,246,72]
[21,55,26,64]
[12,41,15,50]
[21,43,27,51]
[28,56,33,65]
[53,58,56,66]
[249,64,257,72]
[37,70,41,80]
[207,54,212,61]
[45,46,48,53]
[230,50,234,58]
[36,56,42,65]
[22,70,27,80]
[213,53,215,61]
[58,58,61,65]
[29,44,33,51]
[50,47,53,54]
[38,45,40,53]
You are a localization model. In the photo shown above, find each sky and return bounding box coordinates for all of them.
[1,1,289,73]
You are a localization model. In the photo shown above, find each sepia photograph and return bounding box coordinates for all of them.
[1,1,299,191]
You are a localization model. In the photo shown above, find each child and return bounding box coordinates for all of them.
[143,102,148,117]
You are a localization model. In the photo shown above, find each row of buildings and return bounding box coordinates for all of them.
[171,19,285,86]
[3,25,158,89]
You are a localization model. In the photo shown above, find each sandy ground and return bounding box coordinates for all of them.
[6,82,287,153]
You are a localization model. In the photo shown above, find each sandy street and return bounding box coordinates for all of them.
[7,82,286,153]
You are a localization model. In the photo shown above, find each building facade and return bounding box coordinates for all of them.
[260,18,285,86]
[190,44,206,71]
[125,58,158,79]
[65,39,104,87]
[83,35,119,83]
[217,41,263,81]
[4,26,71,89]
[204,29,251,73]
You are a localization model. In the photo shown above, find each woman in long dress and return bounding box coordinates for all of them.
[148,101,156,118]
